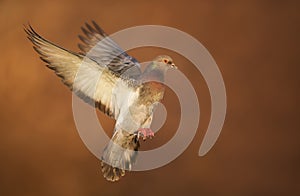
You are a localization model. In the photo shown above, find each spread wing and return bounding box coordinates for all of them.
[78,21,142,78]
[25,25,137,119]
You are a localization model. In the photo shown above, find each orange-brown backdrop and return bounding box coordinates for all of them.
[0,0,299,195]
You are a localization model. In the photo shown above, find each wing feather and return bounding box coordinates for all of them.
[25,25,135,119]
[78,21,142,78]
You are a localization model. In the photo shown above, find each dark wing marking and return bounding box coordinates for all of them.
[78,21,142,78]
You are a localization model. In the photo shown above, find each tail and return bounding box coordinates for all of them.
[101,130,140,182]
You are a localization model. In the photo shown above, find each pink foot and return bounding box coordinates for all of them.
[137,128,154,140]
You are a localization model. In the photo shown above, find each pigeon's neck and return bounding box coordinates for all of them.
[137,63,166,104]
[140,63,166,83]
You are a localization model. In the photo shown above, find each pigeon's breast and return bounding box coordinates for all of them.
[138,81,165,105]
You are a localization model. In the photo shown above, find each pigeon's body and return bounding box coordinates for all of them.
[25,21,176,182]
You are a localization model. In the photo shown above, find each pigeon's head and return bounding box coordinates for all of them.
[153,55,177,70]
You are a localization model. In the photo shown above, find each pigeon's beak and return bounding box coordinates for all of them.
[171,63,177,69]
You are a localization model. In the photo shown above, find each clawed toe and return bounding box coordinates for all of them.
[137,128,154,140]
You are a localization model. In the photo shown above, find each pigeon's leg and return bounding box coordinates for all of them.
[136,128,154,140]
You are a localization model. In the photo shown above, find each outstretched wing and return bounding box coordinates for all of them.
[25,25,136,119]
[78,21,141,78]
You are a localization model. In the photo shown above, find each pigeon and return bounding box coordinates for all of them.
[25,21,177,182]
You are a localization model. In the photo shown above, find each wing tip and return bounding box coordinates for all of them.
[77,20,108,53]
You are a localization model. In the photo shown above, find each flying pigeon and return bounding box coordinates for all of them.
[25,21,177,182]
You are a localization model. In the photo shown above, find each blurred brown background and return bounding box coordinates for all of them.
[0,0,299,195]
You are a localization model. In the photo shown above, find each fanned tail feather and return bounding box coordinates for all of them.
[101,130,140,182]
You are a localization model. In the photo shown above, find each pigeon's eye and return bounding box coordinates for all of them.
[163,59,168,63]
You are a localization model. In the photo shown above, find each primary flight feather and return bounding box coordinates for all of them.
[25,21,177,182]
